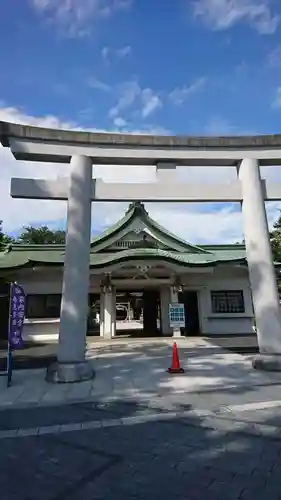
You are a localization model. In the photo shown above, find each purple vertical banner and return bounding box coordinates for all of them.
[8,283,26,349]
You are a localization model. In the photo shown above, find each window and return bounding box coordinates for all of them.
[211,290,245,314]
[26,294,61,319]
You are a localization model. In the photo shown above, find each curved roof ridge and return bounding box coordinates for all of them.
[90,201,212,253]
[28,247,246,268]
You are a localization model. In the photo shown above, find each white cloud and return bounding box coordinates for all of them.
[101,46,110,59]
[272,86,281,108]
[96,199,281,245]
[109,80,141,118]
[0,105,78,130]
[102,45,132,60]
[169,77,206,105]
[192,0,279,34]
[154,204,244,243]
[32,0,132,36]
[113,116,127,127]
[141,89,162,118]
[204,116,241,135]
[109,81,162,121]
[1,106,281,243]
[87,76,111,92]
[0,107,88,234]
[116,45,132,58]
[203,116,257,136]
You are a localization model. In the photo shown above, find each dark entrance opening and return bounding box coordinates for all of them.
[142,289,161,336]
[87,289,162,338]
[115,289,143,337]
[178,291,200,336]
[114,288,161,338]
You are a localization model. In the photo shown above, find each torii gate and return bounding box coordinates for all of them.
[1,121,281,382]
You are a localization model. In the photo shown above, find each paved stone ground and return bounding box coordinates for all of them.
[2,400,281,499]
[1,338,281,499]
[0,334,259,371]
[0,338,277,409]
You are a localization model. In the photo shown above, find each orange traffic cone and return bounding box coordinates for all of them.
[167,342,185,374]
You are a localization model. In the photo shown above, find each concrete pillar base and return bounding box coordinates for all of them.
[252,354,281,372]
[46,360,95,383]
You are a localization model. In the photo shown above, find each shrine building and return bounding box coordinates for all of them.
[0,201,253,341]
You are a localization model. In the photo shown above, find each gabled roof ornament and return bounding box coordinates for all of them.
[129,234,158,249]
[126,201,148,215]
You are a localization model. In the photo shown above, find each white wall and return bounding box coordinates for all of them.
[13,269,61,342]
[16,264,254,340]
[23,318,59,342]
[191,267,254,335]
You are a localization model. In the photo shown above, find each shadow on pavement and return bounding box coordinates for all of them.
[0,396,281,500]
[0,341,57,371]
[0,333,260,371]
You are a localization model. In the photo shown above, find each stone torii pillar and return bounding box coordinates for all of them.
[27,155,93,383]
[50,155,93,383]
[238,159,281,371]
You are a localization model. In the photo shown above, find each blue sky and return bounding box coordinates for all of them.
[1,0,281,243]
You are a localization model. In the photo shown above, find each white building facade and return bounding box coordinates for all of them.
[1,202,254,342]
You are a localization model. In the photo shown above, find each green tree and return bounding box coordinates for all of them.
[17,225,66,244]
[270,214,281,262]
[0,221,14,250]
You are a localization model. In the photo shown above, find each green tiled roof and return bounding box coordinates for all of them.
[0,245,63,269]
[0,245,246,270]
[0,204,248,271]
[88,249,246,267]
[202,244,247,259]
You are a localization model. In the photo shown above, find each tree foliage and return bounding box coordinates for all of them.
[270,214,281,262]
[235,215,281,263]
[0,221,14,250]
[17,226,66,244]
